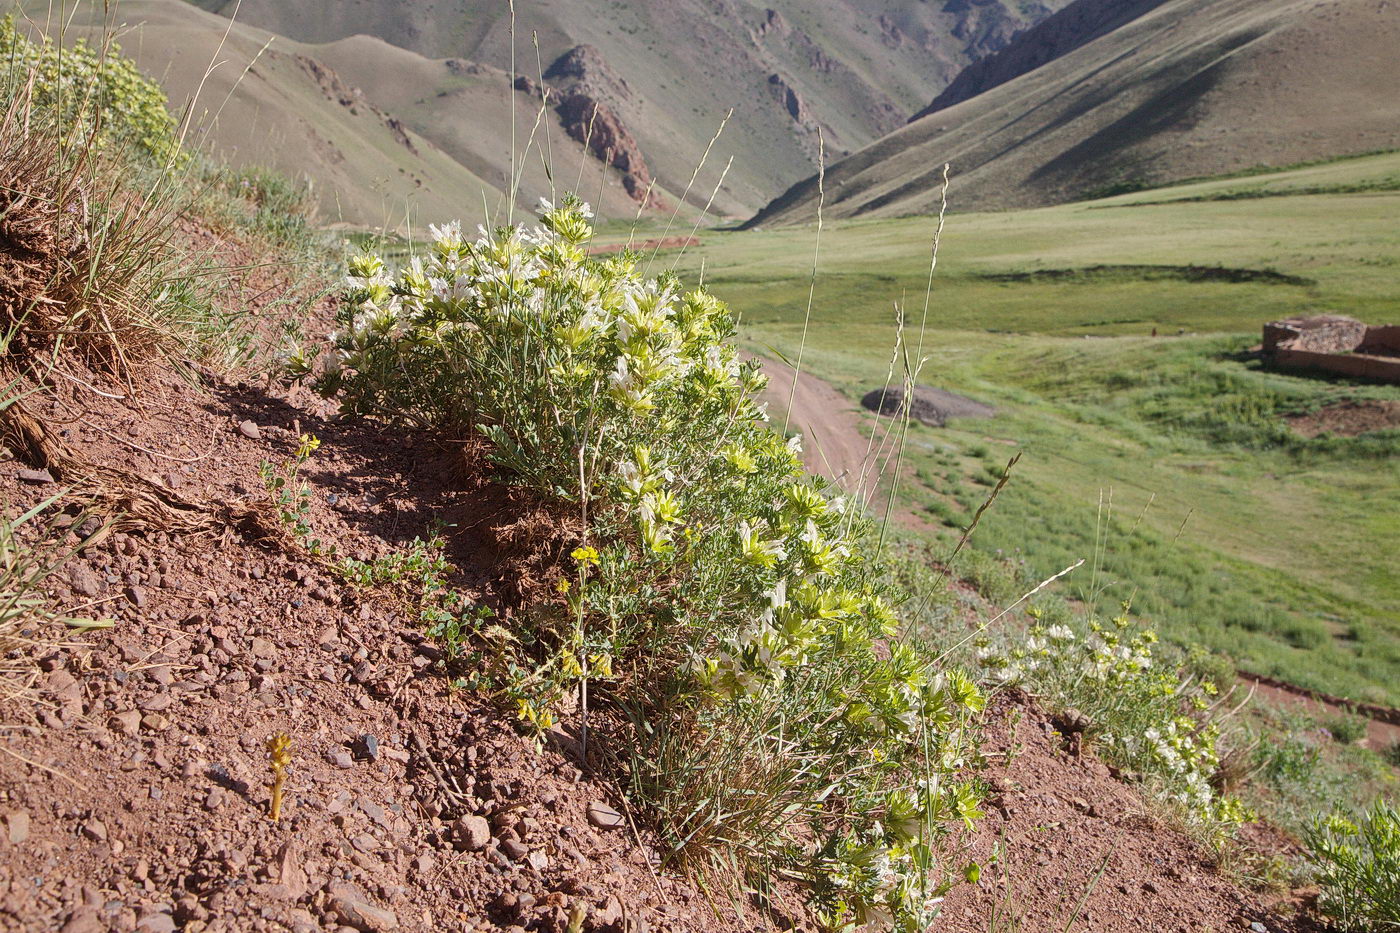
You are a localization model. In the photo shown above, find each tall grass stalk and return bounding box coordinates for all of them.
[782,128,823,435]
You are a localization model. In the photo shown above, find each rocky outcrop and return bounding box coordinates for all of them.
[296,54,361,109]
[544,44,631,102]
[295,54,417,154]
[384,117,417,155]
[877,13,904,49]
[556,91,654,202]
[767,73,806,122]
[757,8,788,37]
[944,0,1052,59]
[540,46,653,204]
[444,58,487,77]
[913,0,1170,120]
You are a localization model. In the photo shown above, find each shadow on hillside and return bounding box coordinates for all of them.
[198,379,571,606]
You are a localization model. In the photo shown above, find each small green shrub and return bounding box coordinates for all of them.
[336,531,450,590]
[1324,712,1369,745]
[1257,736,1320,785]
[214,165,317,249]
[258,433,335,556]
[306,196,987,928]
[953,549,1023,605]
[977,607,1249,837]
[0,15,183,165]
[1307,801,1400,930]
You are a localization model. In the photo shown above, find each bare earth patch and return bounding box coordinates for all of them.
[939,692,1312,933]
[1287,400,1400,437]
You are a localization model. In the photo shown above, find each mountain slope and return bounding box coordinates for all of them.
[910,0,1172,120]
[748,0,1400,225]
[38,0,665,229]
[194,0,1074,217]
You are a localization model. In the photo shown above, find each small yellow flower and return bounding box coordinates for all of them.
[556,578,572,595]
[294,433,321,460]
[571,545,600,566]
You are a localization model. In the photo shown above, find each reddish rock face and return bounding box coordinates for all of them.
[538,44,657,205]
[555,90,656,205]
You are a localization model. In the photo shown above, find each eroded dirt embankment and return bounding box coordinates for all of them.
[0,273,1316,932]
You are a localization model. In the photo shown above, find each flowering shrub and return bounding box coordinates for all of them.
[0,15,183,165]
[977,607,1249,836]
[304,195,987,929]
[1306,801,1400,930]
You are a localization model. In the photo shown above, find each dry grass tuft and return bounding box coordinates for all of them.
[0,88,184,378]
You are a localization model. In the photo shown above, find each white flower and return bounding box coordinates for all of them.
[428,220,463,249]
[609,355,635,391]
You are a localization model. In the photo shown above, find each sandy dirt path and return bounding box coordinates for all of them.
[747,353,882,499]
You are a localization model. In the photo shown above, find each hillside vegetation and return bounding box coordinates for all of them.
[751,0,1400,224]
[673,157,1400,704]
[3,9,1399,933]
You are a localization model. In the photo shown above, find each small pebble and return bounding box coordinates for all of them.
[356,734,379,762]
[586,801,625,830]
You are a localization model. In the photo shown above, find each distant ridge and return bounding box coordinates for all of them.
[909,0,1172,121]
[748,0,1400,226]
[190,0,1073,218]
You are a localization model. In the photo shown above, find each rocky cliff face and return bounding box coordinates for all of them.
[534,45,656,204]
[913,0,1170,120]
[768,73,806,122]
[943,0,1055,59]
[555,91,655,202]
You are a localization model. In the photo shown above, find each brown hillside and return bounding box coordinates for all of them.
[748,0,1400,225]
[192,0,1075,217]
[39,1,663,230]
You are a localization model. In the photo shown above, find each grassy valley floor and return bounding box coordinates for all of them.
[653,152,1400,704]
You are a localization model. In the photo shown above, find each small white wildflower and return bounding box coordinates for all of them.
[767,578,788,609]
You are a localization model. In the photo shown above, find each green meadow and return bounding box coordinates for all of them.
[655,151,1400,704]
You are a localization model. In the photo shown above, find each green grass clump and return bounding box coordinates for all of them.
[1307,801,1400,931]
[307,195,986,928]
[1324,712,1370,745]
[202,164,319,252]
[0,16,319,377]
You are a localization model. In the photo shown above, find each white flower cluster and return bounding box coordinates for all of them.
[977,611,1240,831]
